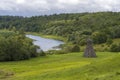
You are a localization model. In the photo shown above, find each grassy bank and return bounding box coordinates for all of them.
[0,52,120,80]
[26,32,67,42]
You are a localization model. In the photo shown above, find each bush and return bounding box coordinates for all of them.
[71,45,80,52]
[39,50,46,56]
[0,34,38,61]
[64,45,80,52]
[46,50,66,55]
[110,43,120,52]
[106,38,113,45]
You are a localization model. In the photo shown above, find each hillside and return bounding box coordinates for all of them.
[0,12,120,51]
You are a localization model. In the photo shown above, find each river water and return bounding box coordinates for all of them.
[26,35,64,51]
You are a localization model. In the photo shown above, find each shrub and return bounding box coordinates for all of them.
[64,45,80,52]
[46,50,66,55]
[71,45,80,52]
[110,43,120,52]
[106,38,113,45]
[39,50,46,56]
[0,34,38,61]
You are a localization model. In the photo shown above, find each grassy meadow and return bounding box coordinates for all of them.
[0,52,120,80]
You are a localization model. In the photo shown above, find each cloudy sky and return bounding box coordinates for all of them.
[0,0,120,16]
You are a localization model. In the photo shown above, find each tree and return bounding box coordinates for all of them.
[0,31,38,61]
[92,32,108,44]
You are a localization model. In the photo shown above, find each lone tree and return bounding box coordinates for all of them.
[83,38,97,58]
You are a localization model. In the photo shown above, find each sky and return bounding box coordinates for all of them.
[0,0,120,16]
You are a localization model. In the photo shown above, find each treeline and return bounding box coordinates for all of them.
[1,12,120,46]
[0,31,39,61]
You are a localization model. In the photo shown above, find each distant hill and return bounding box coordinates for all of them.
[0,12,120,48]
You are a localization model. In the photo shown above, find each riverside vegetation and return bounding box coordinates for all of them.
[0,12,120,80]
[0,30,45,61]
[1,12,120,51]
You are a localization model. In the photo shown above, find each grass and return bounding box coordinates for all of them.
[0,52,120,80]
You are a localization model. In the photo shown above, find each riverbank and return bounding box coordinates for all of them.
[26,32,67,42]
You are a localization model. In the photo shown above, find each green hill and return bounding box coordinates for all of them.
[0,52,120,80]
[1,12,120,51]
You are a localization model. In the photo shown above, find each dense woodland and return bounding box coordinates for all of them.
[0,12,120,54]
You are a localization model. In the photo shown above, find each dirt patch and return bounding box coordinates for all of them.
[0,70,14,79]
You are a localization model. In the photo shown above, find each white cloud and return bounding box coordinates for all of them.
[93,0,119,10]
[0,0,120,16]
[16,0,25,4]
[58,0,80,5]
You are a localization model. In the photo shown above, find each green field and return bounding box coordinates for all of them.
[0,52,120,80]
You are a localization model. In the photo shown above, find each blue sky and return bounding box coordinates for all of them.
[0,0,120,16]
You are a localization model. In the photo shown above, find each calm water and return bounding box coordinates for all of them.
[26,35,64,51]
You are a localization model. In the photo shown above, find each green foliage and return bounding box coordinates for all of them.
[106,38,113,45]
[1,12,120,46]
[110,43,120,52]
[64,45,80,52]
[0,31,38,61]
[112,26,120,38]
[38,50,46,56]
[92,31,108,44]
[0,31,15,38]
[46,50,66,55]
[71,45,80,52]
[1,12,120,51]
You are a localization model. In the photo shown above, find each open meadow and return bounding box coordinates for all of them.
[0,52,120,80]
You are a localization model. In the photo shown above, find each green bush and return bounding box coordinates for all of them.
[106,38,113,45]
[110,43,120,52]
[64,45,80,52]
[0,33,38,61]
[71,45,80,52]
[39,50,46,56]
[46,50,66,55]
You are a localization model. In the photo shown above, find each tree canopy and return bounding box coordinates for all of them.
[0,12,120,45]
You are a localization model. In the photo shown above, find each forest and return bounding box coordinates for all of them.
[0,12,120,52]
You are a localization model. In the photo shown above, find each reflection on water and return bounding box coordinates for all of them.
[26,35,64,51]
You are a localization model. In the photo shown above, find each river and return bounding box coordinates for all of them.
[26,35,64,51]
